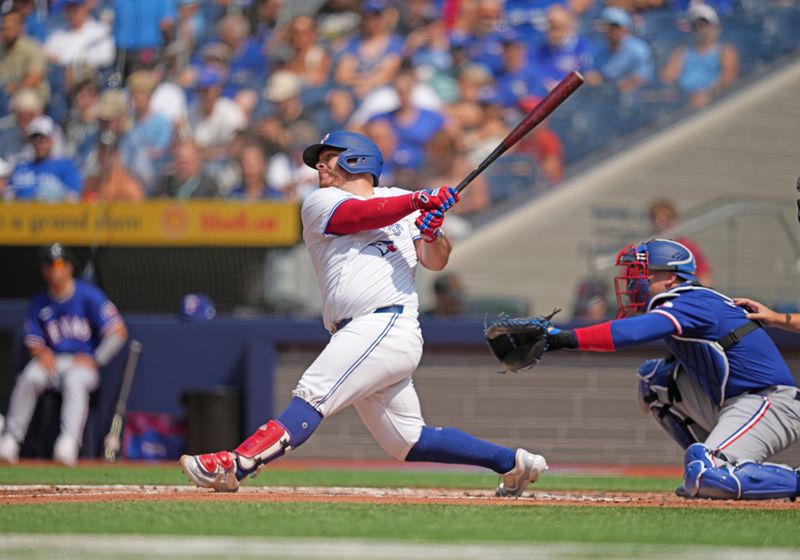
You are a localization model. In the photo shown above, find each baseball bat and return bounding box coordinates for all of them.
[103,339,142,462]
[455,70,585,194]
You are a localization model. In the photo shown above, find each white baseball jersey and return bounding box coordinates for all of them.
[302,186,421,332]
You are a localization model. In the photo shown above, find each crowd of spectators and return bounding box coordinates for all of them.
[0,0,796,215]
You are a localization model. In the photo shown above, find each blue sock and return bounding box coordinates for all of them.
[405,426,516,474]
[276,397,323,448]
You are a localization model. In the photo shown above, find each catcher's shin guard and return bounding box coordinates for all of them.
[682,443,800,500]
[233,420,292,478]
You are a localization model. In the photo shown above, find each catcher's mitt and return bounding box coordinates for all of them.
[484,309,561,373]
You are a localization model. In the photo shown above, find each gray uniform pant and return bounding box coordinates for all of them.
[670,369,800,464]
[3,355,99,449]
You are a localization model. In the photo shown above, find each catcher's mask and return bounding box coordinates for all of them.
[614,238,697,318]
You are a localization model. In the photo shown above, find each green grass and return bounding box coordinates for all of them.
[0,463,680,491]
[2,463,799,551]
[0,502,799,547]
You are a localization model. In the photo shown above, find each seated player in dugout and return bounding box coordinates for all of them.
[0,243,128,466]
[541,239,800,500]
[180,130,548,495]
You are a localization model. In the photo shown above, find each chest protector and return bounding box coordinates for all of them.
[649,286,759,407]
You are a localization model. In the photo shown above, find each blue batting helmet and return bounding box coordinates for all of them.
[614,238,697,317]
[302,131,384,186]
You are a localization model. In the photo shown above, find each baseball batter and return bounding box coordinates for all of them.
[542,239,800,499]
[0,243,128,466]
[180,130,547,495]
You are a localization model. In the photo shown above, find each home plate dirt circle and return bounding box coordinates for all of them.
[1,484,796,509]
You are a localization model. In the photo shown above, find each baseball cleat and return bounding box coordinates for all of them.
[496,448,548,497]
[52,435,79,467]
[180,451,240,492]
[0,434,19,465]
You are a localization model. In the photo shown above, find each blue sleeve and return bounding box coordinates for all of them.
[161,0,177,22]
[387,35,404,56]
[86,285,123,335]
[610,312,678,348]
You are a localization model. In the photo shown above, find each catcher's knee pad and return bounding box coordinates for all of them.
[233,420,291,477]
[683,444,800,500]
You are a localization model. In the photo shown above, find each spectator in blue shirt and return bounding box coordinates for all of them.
[495,29,547,109]
[334,0,405,100]
[659,4,739,109]
[7,115,82,201]
[367,65,446,178]
[113,0,177,76]
[528,5,594,92]
[448,0,507,78]
[216,13,268,103]
[585,7,654,94]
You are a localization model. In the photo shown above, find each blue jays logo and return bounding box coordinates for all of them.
[321,133,330,143]
[367,240,398,257]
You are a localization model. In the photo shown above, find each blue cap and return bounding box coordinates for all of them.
[196,66,224,89]
[180,294,216,322]
[601,7,632,29]
[363,0,388,13]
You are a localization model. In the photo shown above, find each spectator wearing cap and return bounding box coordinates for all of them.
[7,116,82,201]
[514,96,564,185]
[82,88,151,192]
[187,66,247,157]
[584,7,654,94]
[445,63,495,138]
[155,139,218,199]
[495,29,547,109]
[659,4,739,109]
[216,14,268,103]
[81,131,145,202]
[0,10,49,104]
[528,5,594,92]
[43,0,115,72]
[0,88,66,168]
[123,70,174,186]
[113,0,177,77]
[334,0,405,100]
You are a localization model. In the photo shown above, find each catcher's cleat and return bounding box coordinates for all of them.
[180,451,240,492]
[496,448,548,497]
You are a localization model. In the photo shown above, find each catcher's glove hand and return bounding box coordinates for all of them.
[484,308,561,373]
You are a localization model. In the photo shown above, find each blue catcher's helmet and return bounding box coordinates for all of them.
[302,131,384,186]
[614,238,697,317]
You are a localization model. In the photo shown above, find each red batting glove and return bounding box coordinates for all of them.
[415,209,444,243]
[410,187,460,212]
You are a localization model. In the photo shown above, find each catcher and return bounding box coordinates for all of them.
[485,238,800,500]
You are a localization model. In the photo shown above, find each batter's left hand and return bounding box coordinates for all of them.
[415,209,444,243]
[411,187,460,212]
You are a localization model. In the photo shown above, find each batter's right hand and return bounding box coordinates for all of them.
[410,187,460,212]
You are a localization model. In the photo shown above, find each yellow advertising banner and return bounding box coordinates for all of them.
[0,201,300,246]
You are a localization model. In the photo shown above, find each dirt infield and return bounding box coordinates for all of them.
[1,484,797,509]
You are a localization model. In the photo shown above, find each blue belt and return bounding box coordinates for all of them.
[331,305,404,333]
